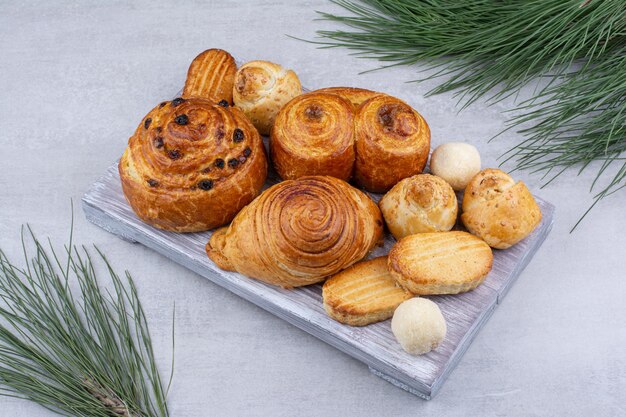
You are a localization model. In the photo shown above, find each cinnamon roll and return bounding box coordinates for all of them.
[379,174,458,239]
[233,60,302,135]
[182,49,237,104]
[354,95,430,193]
[206,176,384,288]
[270,92,355,181]
[119,97,267,232]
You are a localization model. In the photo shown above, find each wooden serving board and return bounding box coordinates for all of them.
[82,160,554,399]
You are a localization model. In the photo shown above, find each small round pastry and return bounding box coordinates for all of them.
[270,92,355,181]
[379,174,458,239]
[119,97,268,232]
[233,60,302,135]
[430,142,481,191]
[182,49,237,103]
[315,87,382,109]
[391,298,446,355]
[206,176,384,288]
[461,169,542,249]
[354,95,431,193]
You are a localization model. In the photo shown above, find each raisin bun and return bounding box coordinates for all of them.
[119,97,267,232]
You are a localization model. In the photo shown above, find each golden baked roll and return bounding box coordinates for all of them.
[379,174,458,239]
[354,95,430,193]
[322,256,412,326]
[461,168,542,249]
[206,176,384,288]
[182,49,237,104]
[270,92,355,181]
[233,60,302,135]
[119,97,267,232]
[315,87,381,109]
[388,231,493,295]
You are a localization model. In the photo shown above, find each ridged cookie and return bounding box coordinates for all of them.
[388,232,493,295]
[323,256,412,326]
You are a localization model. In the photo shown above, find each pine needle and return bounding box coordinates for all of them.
[0,221,173,416]
[312,0,626,229]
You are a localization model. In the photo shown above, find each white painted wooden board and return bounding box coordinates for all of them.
[82,160,554,400]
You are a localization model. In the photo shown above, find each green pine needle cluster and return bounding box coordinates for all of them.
[0,222,173,416]
[313,0,626,228]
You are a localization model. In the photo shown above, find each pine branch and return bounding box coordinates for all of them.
[0,222,173,417]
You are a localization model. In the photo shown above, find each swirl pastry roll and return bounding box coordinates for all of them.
[461,169,542,249]
[119,97,267,232]
[233,60,302,135]
[206,176,384,288]
[271,92,355,181]
[354,95,430,193]
[379,174,458,239]
[315,87,381,109]
[183,49,237,104]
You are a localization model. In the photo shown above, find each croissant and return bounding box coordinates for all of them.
[119,97,268,232]
[182,49,237,104]
[206,176,384,288]
[461,169,542,249]
[379,174,458,239]
[233,60,302,135]
[354,94,430,193]
[315,87,381,109]
[270,92,355,181]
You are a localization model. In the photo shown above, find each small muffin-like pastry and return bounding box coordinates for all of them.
[315,87,382,109]
[430,142,481,191]
[461,169,542,249]
[271,92,355,181]
[391,298,446,355]
[354,95,431,193]
[379,174,458,239]
[233,60,302,135]
[388,232,493,295]
[322,257,412,326]
[206,176,384,288]
[119,97,267,232]
[182,49,237,103]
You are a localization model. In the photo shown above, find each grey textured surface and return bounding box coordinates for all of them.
[82,162,554,399]
[0,1,624,416]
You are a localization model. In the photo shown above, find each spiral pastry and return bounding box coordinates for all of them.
[315,87,381,109]
[379,174,458,239]
[461,169,542,249]
[206,176,384,288]
[183,49,237,104]
[354,95,430,193]
[271,92,355,181]
[119,97,268,232]
[233,60,302,135]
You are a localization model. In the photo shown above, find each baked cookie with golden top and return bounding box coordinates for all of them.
[323,256,413,326]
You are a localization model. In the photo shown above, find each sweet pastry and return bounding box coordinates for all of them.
[388,231,493,295]
[270,92,355,181]
[430,142,481,191]
[379,174,458,239]
[391,298,446,355]
[354,94,430,193]
[322,256,412,326]
[315,87,381,109]
[233,60,302,135]
[182,49,237,103]
[461,168,542,249]
[206,176,384,288]
[119,97,267,232]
